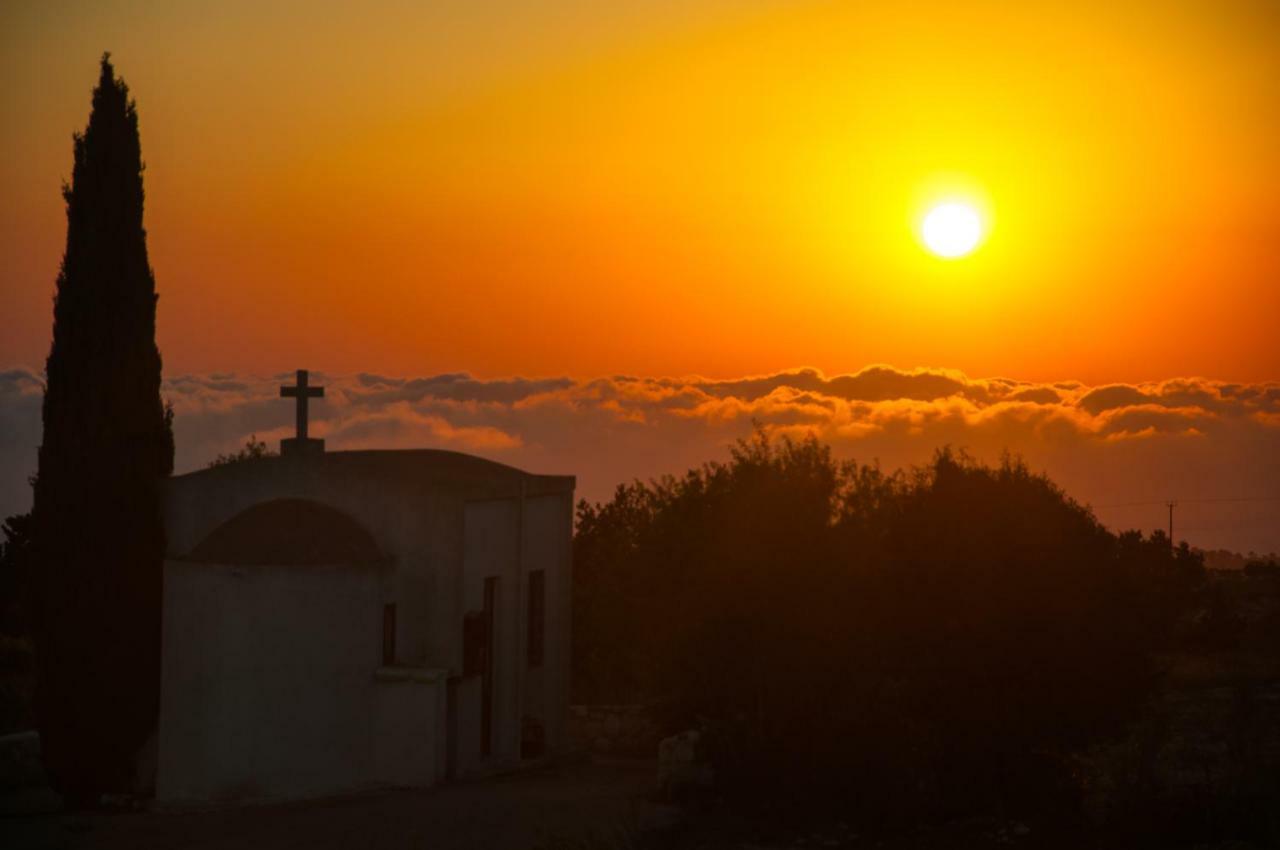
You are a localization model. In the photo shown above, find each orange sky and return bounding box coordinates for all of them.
[2,0,1278,384]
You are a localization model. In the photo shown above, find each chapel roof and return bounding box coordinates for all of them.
[174,448,575,494]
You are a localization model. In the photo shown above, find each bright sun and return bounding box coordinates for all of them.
[921,202,983,259]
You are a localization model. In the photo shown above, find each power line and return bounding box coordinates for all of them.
[1092,496,1280,509]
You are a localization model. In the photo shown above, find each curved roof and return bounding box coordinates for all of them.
[186,498,383,565]
[322,449,537,479]
[176,449,574,492]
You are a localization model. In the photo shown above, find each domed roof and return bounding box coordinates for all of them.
[186,498,382,565]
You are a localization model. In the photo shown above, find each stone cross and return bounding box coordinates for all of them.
[281,369,324,441]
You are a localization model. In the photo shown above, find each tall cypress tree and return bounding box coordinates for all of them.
[33,54,173,801]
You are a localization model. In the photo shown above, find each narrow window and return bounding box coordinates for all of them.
[382,603,397,666]
[463,612,486,677]
[527,570,545,668]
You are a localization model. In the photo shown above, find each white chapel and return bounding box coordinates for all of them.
[150,370,574,802]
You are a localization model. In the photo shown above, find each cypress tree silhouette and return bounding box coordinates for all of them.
[32,54,173,801]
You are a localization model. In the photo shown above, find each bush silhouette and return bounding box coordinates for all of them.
[207,435,276,468]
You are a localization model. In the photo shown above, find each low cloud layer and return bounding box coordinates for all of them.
[2,365,1277,553]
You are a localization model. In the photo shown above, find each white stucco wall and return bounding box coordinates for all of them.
[453,491,574,776]
[159,561,388,801]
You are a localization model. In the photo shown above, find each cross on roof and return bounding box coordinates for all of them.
[281,369,324,442]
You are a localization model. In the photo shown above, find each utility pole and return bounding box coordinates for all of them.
[1166,500,1177,550]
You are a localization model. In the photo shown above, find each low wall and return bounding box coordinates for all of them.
[568,704,661,757]
[373,667,445,787]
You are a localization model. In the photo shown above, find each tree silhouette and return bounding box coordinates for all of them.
[32,54,173,801]
[574,431,1202,821]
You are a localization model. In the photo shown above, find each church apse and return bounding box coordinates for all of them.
[183,498,384,566]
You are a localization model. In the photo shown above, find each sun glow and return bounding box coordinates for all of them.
[921,202,984,259]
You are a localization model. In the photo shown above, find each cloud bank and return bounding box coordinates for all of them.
[2,365,1277,553]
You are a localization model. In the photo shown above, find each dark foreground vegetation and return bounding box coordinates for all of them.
[573,431,1280,846]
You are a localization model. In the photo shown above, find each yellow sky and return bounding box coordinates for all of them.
[2,0,1277,383]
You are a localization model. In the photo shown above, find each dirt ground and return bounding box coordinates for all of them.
[1,758,673,850]
[4,759,1268,850]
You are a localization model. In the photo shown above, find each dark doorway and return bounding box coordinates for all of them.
[382,603,396,666]
[521,715,545,759]
[481,577,498,757]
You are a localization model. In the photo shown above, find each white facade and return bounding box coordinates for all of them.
[154,450,574,803]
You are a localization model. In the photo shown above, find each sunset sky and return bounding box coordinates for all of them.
[2,1,1278,551]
